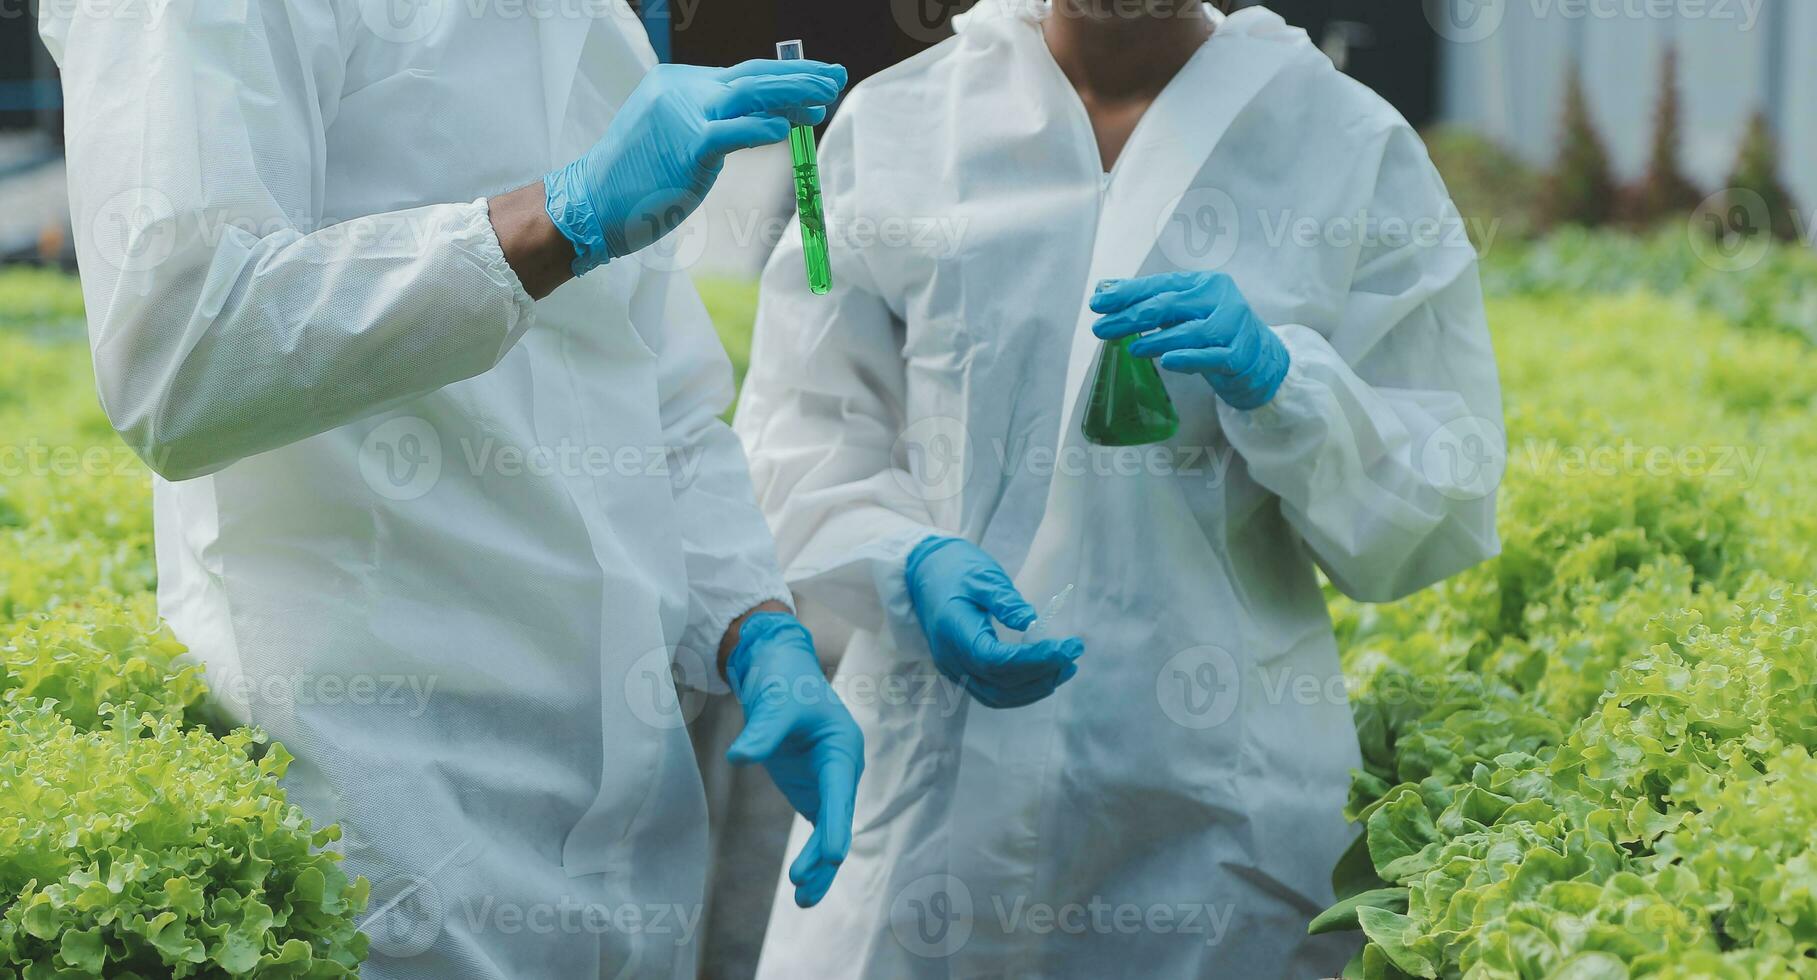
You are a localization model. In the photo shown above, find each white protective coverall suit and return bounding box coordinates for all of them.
[42,3,789,977]
[734,2,1503,976]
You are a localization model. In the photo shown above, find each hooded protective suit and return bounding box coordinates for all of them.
[42,3,789,977]
[734,2,1502,976]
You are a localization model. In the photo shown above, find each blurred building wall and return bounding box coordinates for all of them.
[1,2,1444,154]
[0,14,59,136]
[670,0,933,85]
[1437,0,1810,213]
[671,1,1442,128]
[1249,0,1440,127]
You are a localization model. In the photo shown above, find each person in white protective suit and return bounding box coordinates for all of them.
[735,0,1503,976]
[42,3,865,978]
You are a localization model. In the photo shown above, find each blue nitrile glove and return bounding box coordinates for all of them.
[1091,271,1291,410]
[545,59,848,275]
[726,613,863,908]
[904,537,1085,710]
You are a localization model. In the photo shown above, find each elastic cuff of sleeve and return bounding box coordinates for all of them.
[851,526,946,667]
[468,199,537,344]
[904,534,959,583]
[689,587,794,692]
[1224,325,1310,429]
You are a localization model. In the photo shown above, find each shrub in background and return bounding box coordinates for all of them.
[1539,65,1618,230]
[1721,112,1803,242]
[1421,126,1539,248]
[1621,46,1703,229]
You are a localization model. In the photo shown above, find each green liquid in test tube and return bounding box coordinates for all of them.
[777,39,832,295]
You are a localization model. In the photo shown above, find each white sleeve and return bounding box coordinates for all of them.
[732,106,943,638]
[1218,124,1504,602]
[635,269,792,693]
[43,0,534,481]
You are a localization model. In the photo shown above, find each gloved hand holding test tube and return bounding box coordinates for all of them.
[777,39,833,295]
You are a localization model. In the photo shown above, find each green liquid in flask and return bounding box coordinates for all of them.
[1081,335,1179,446]
[777,39,832,296]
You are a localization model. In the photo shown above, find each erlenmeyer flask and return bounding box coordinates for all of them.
[1081,335,1179,446]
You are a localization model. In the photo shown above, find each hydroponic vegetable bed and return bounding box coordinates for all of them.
[1,238,1813,976]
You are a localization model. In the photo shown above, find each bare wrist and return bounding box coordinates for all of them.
[488,182,575,301]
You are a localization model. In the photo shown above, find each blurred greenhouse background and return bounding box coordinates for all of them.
[1440,0,1810,209]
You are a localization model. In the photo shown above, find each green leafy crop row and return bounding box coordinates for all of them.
[0,272,368,979]
[1323,289,1817,977]
[1480,228,1817,349]
[3,235,1813,977]
[0,708,368,978]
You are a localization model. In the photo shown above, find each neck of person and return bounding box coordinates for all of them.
[1043,0,1215,102]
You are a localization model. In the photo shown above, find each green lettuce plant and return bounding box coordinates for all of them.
[1323,291,1817,978]
[0,704,370,977]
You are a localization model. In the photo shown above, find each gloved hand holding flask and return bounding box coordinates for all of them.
[1092,271,1292,410]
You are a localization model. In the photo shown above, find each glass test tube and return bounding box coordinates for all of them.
[1024,584,1076,643]
[776,39,832,295]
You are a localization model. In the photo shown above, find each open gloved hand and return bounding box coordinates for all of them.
[545,59,847,275]
[725,613,863,908]
[1091,271,1291,410]
[904,537,1084,710]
